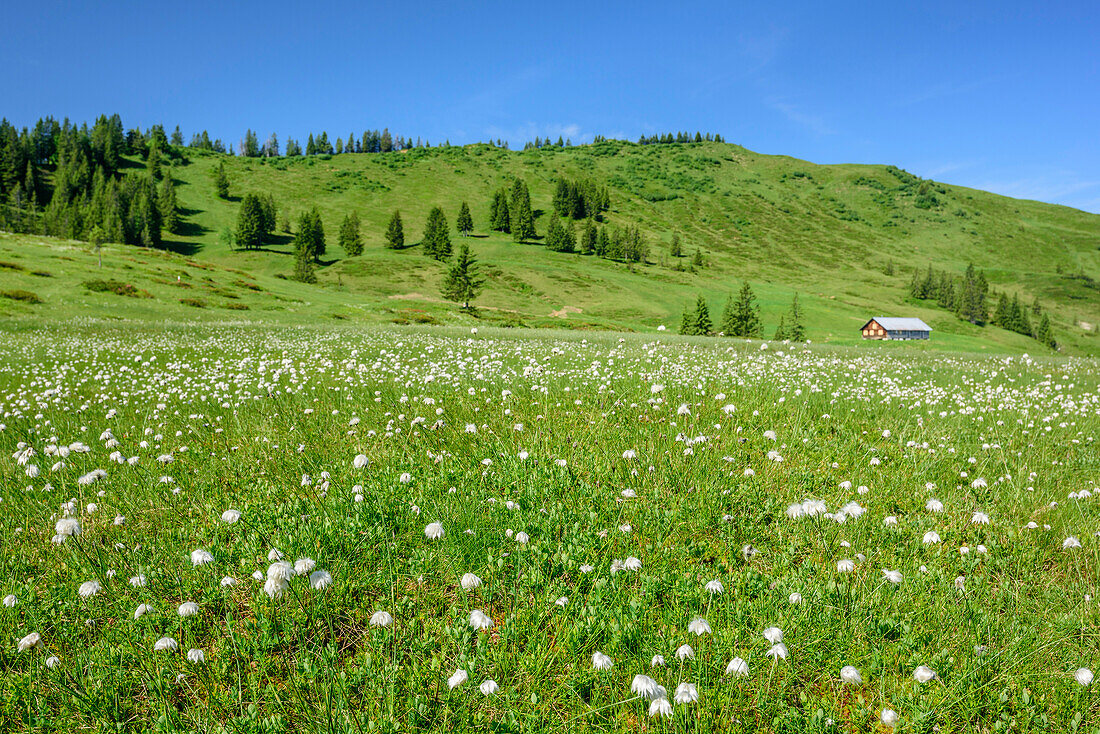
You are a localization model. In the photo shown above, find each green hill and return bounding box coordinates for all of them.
[3,139,1099,353]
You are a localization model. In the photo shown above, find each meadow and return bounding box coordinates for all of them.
[1,320,1098,732]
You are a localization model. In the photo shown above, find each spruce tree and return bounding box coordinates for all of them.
[213,162,229,199]
[692,248,704,268]
[339,211,362,256]
[158,174,180,235]
[510,179,536,242]
[293,238,317,283]
[489,189,510,233]
[773,315,788,341]
[670,233,683,258]
[235,193,265,250]
[294,208,326,261]
[441,243,484,308]
[1036,313,1056,349]
[786,294,805,341]
[456,201,474,236]
[422,206,451,260]
[692,295,712,335]
[727,282,762,337]
[580,218,597,255]
[545,216,566,252]
[385,210,404,249]
[720,295,736,335]
[679,308,694,335]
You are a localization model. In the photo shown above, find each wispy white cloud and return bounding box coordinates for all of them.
[970,171,1100,213]
[765,96,834,136]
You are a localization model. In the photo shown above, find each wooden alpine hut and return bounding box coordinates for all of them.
[860,317,932,341]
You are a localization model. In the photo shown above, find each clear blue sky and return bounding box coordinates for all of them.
[2,0,1097,212]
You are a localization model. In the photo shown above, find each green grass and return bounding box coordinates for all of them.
[0,321,1098,731]
[6,139,1097,355]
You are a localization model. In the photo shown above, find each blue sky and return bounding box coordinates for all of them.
[2,0,1097,212]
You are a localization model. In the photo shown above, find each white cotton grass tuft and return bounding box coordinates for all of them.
[461,573,482,590]
[1075,668,1094,686]
[17,632,41,652]
[648,697,673,718]
[78,580,101,598]
[840,665,863,684]
[913,665,936,683]
[424,522,445,540]
[592,651,613,670]
[154,637,178,652]
[178,601,199,617]
[631,674,662,700]
[187,648,205,663]
[190,549,214,566]
[134,603,154,619]
[726,657,749,676]
[881,709,899,728]
[673,682,698,704]
[766,644,789,660]
[309,570,332,589]
[3,594,16,608]
[676,644,695,660]
[469,609,494,630]
[650,654,666,667]
[353,454,369,469]
[369,610,393,628]
[447,669,468,690]
[763,627,783,644]
[479,679,499,695]
[688,617,712,635]
[294,558,316,575]
[220,509,241,524]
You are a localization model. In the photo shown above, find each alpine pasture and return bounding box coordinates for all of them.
[2,322,1098,732]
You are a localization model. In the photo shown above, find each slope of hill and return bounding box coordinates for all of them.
[5,140,1099,353]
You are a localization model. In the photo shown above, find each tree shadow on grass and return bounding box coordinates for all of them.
[159,239,202,256]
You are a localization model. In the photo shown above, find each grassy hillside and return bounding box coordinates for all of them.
[5,140,1100,353]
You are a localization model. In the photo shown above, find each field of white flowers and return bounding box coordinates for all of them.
[1,323,1098,733]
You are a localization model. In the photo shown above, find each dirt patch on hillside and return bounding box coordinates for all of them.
[550,305,582,318]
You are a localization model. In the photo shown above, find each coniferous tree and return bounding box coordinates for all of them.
[293,237,317,283]
[213,162,229,199]
[1036,313,1056,349]
[580,218,597,255]
[235,194,266,250]
[692,248,704,268]
[786,294,806,341]
[441,243,484,308]
[670,233,683,258]
[679,308,694,335]
[338,211,362,256]
[489,189,510,233]
[158,174,180,235]
[422,206,451,260]
[294,207,326,261]
[773,315,788,341]
[456,201,473,236]
[545,216,567,252]
[385,210,404,249]
[724,282,762,337]
[553,179,570,216]
[595,227,610,257]
[693,295,713,335]
[510,178,536,242]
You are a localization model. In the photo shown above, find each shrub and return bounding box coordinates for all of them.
[83,280,152,298]
[180,297,207,308]
[0,289,42,304]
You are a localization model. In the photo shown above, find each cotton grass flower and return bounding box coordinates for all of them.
[3,594,16,608]
[650,654,666,667]
[881,709,899,728]
[461,573,482,590]
[1075,668,1094,685]
[134,603,154,619]
[705,579,724,594]
[54,517,81,539]
[178,601,199,617]
[294,557,316,575]
[631,674,662,700]
[447,669,468,690]
[221,509,241,524]
[922,531,941,544]
[592,651,613,670]
[840,665,863,684]
[78,580,101,598]
[766,643,789,660]
[763,626,783,643]
[479,679,499,695]
[676,644,695,660]
[187,649,205,663]
[353,454,369,469]
[309,570,332,589]
[837,559,855,573]
[913,665,936,683]
[154,637,178,652]
[424,522,445,540]
[673,682,699,704]
[17,632,41,652]
[45,655,60,668]
[369,611,393,628]
[688,617,712,635]
[190,549,214,566]
[469,610,493,630]
[882,569,903,584]
[726,657,749,676]
[1063,536,1082,549]
[648,697,673,718]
